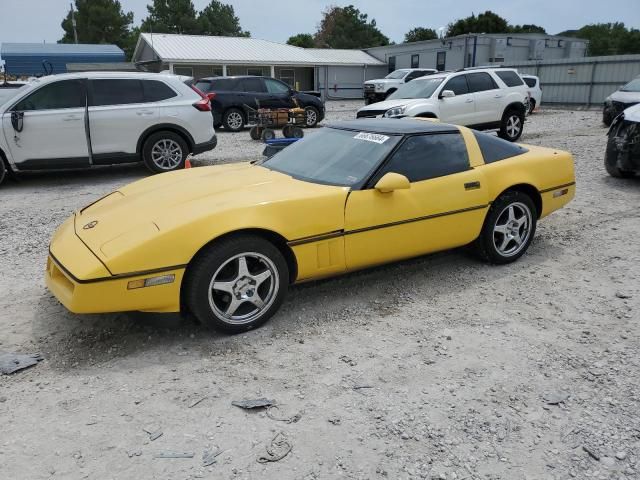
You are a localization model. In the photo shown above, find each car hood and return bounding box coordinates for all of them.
[609,90,640,103]
[364,79,401,86]
[359,97,433,112]
[74,163,348,274]
[624,103,640,122]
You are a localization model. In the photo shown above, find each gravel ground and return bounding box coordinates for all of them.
[1,102,639,480]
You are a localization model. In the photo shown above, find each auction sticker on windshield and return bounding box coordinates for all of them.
[354,132,390,144]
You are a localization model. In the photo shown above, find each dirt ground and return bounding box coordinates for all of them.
[1,103,639,480]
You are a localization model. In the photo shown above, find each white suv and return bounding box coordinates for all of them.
[0,72,216,186]
[357,68,529,142]
[363,68,437,104]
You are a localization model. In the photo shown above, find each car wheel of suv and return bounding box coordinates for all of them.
[304,106,319,128]
[184,235,289,334]
[498,109,524,142]
[528,99,536,114]
[474,191,537,264]
[142,131,188,173]
[0,159,6,186]
[223,108,245,132]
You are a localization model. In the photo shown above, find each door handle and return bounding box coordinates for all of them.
[464,181,481,190]
[465,98,474,103]
[62,114,81,121]
[494,94,503,98]
[136,110,154,116]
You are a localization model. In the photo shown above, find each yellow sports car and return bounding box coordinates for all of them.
[46,119,575,333]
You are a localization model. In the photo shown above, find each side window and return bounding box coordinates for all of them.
[523,77,537,88]
[209,78,238,91]
[467,72,499,92]
[472,131,528,163]
[379,133,470,183]
[265,78,290,94]
[90,79,144,106]
[14,80,85,111]
[194,81,212,92]
[495,71,525,87]
[405,70,425,82]
[143,80,177,102]
[242,77,267,92]
[443,75,469,95]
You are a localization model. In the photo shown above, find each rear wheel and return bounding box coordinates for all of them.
[528,99,536,114]
[142,131,188,173]
[223,108,245,132]
[304,106,319,127]
[474,191,537,264]
[184,235,289,333]
[262,129,276,141]
[498,108,524,142]
[249,126,262,140]
[282,125,293,138]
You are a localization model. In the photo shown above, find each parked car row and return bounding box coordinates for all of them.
[357,67,530,142]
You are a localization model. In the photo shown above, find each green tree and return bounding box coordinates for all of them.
[198,1,249,37]
[404,27,437,43]
[446,11,510,37]
[510,24,546,34]
[287,33,315,48]
[314,5,389,49]
[570,23,640,55]
[60,0,134,54]
[141,0,199,34]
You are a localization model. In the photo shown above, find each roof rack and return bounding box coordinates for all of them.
[455,65,510,72]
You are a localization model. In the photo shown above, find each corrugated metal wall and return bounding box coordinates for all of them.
[317,65,387,100]
[503,54,640,105]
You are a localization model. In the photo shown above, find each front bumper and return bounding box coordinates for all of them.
[192,135,217,156]
[46,217,184,314]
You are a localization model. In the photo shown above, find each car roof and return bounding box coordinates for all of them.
[521,74,538,78]
[199,76,268,80]
[22,71,184,85]
[327,118,459,135]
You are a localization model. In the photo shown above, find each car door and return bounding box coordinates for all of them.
[264,78,295,108]
[1,78,89,169]
[437,74,475,125]
[344,132,488,270]
[239,77,271,110]
[467,72,502,125]
[88,78,157,162]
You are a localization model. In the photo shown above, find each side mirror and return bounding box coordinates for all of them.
[374,172,410,193]
[11,111,24,132]
[440,90,455,99]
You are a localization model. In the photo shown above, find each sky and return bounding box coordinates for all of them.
[0,0,639,47]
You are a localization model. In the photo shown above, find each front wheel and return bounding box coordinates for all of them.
[498,109,524,142]
[604,139,635,178]
[184,236,289,333]
[474,191,537,264]
[528,99,536,115]
[142,131,188,173]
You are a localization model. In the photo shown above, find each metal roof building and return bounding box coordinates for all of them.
[133,33,387,99]
[0,43,125,76]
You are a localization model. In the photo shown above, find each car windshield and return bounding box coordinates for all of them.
[620,78,640,92]
[385,70,408,79]
[388,77,444,100]
[261,127,401,187]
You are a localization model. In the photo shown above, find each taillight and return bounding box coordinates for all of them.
[190,85,211,112]
[207,92,216,101]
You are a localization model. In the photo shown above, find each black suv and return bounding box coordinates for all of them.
[194,76,325,132]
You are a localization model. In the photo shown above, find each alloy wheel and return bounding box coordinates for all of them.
[208,252,279,324]
[226,111,243,130]
[492,202,532,257]
[151,139,183,170]
[305,108,317,127]
[506,115,522,139]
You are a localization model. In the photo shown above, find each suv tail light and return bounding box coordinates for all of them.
[190,85,211,112]
[206,92,216,101]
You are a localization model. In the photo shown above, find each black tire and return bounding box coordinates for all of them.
[474,191,537,264]
[222,108,245,132]
[0,159,6,187]
[603,110,613,127]
[604,138,635,178]
[528,99,536,115]
[262,129,276,141]
[291,127,304,138]
[249,126,261,140]
[184,235,289,334]
[282,125,293,138]
[142,131,188,174]
[304,106,320,128]
[498,108,525,142]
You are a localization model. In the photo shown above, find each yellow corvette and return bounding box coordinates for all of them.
[46,119,575,333]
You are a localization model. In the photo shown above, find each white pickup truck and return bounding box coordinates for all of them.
[0,81,28,105]
[363,69,437,104]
